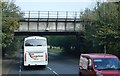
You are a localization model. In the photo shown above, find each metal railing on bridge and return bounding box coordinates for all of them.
[22,11,80,19]
[15,11,86,33]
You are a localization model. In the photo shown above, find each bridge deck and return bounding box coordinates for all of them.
[14,31,83,36]
[20,18,81,22]
[15,11,89,35]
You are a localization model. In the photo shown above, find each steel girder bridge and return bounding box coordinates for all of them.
[14,11,89,36]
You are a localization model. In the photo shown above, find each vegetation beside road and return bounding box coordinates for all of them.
[80,2,120,58]
[48,48,63,54]
[47,2,120,58]
[1,0,23,57]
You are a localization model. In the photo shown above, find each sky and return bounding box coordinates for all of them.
[14,0,97,12]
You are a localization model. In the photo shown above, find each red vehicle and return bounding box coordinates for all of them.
[79,53,120,76]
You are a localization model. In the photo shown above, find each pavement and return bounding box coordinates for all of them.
[2,58,14,76]
[0,59,2,76]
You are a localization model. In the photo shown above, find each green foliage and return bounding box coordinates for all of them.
[2,0,23,57]
[80,2,120,56]
[46,2,120,57]
[47,36,77,54]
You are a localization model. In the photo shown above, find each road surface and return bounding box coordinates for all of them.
[2,52,80,76]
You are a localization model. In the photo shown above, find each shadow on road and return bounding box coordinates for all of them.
[22,66,46,71]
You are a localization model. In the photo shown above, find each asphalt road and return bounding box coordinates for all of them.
[2,52,80,76]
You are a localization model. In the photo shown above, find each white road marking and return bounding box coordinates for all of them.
[47,67,52,70]
[53,71,59,75]
[47,66,59,76]
[19,52,22,73]
[19,69,21,72]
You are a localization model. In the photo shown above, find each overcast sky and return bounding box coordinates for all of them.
[14,0,97,12]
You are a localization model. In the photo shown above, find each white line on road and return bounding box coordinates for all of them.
[47,66,59,76]
[53,71,59,76]
[19,51,22,73]
[19,69,21,72]
[47,67,52,70]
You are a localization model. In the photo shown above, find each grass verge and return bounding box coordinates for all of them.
[48,48,63,54]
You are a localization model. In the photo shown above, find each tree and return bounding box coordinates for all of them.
[80,2,120,56]
[94,2,120,54]
[47,36,78,54]
[2,0,23,57]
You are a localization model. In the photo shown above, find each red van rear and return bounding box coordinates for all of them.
[79,54,120,76]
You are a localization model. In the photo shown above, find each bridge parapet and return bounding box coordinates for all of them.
[15,11,87,33]
[22,11,80,19]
